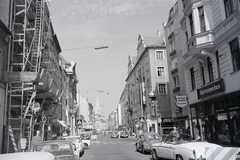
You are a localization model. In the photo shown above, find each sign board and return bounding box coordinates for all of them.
[175,95,188,108]
[139,116,145,123]
[42,116,47,123]
[197,79,224,99]
[20,138,27,150]
[77,119,82,126]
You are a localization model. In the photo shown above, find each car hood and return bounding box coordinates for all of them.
[55,155,74,160]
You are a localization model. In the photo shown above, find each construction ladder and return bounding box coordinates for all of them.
[8,0,44,152]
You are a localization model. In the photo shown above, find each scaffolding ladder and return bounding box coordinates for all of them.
[7,0,44,152]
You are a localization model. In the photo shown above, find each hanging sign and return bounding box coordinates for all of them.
[175,95,188,108]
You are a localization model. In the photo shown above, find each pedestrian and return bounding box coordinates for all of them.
[193,125,200,140]
[31,130,42,147]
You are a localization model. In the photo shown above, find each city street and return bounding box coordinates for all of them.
[81,133,152,160]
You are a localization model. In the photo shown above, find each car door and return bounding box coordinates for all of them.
[159,141,175,159]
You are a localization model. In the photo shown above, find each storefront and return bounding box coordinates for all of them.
[190,91,240,146]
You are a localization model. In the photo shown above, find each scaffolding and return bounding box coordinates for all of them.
[5,0,51,152]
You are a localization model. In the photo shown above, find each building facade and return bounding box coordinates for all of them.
[164,1,189,135]
[177,0,240,146]
[0,0,78,153]
[124,33,172,137]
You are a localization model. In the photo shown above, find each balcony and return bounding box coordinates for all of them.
[169,49,176,58]
[168,31,175,41]
[186,31,214,57]
[171,68,178,74]
[173,86,180,93]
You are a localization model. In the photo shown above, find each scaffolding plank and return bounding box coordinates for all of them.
[4,72,39,82]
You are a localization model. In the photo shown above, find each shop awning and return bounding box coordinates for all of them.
[57,120,68,128]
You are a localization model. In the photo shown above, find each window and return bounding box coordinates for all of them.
[173,76,179,88]
[171,57,177,70]
[230,38,240,71]
[200,62,205,85]
[158,84,167,94]
[190,67,195,90]
[189,13,194,37]
[216,51,221,78]
[207,57,214,82]
[169,41,175,53]
[157,67,165,77]
[198,6,206,32]
[156,51,164,60]
[224,0,233,18]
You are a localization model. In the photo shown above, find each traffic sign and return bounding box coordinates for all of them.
[42,116,47,123]
[139,116,145,123]
[77,119,82,125]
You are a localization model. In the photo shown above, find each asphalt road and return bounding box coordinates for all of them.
[81,133,153,160]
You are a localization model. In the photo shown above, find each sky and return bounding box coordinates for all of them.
[48,0,177,118]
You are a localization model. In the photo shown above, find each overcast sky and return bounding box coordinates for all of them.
[48,0,177,118]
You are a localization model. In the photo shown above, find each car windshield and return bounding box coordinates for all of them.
[164,133,192,144]
[33,142,73,156]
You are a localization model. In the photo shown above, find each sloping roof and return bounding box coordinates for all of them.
[142,35,165,48]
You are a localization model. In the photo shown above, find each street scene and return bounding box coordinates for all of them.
[1,0,240,160]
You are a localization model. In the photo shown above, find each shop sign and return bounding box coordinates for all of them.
[161,117,173,123]
[197,79,224,99]
[175,95,188,108]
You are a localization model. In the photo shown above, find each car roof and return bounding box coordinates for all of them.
[33,140,71,145]
[0,152,55,160]
[59,136,79,138]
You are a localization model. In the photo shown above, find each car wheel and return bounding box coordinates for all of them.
[84,143,88,148]
[176,155,183,160]
[152,149,159,160]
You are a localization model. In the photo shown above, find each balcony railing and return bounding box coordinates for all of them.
[171,68,178,74]
[173,86,180,93]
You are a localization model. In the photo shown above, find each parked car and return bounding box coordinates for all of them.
[135,132,161,154]
[151,133,222,160]
[80,133,91,148]
[111,131,119,138]
[0,152,55,160]
[57,136,85,157]
[32,140,78,160]
[119,131,128,138]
